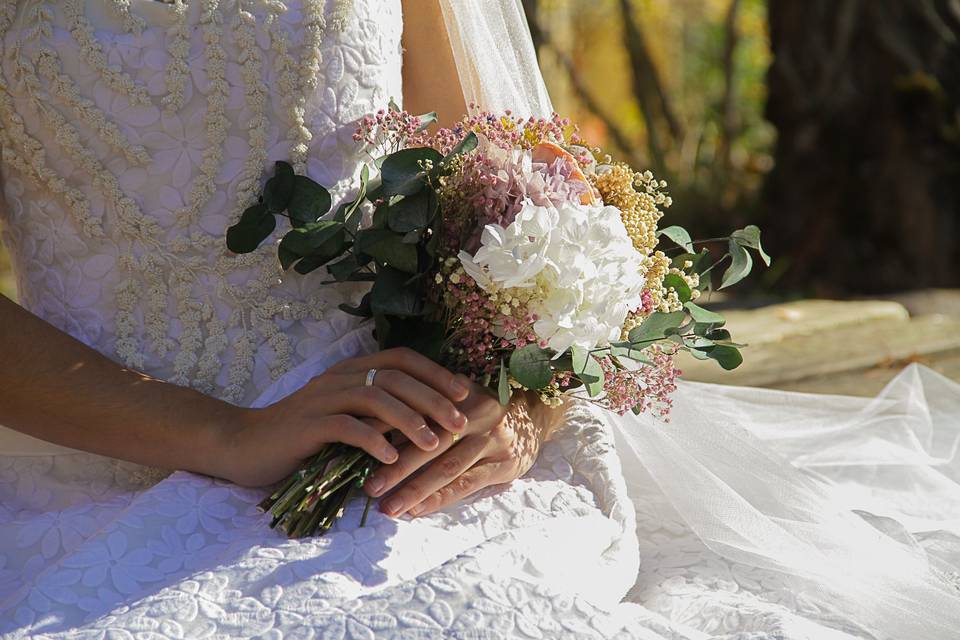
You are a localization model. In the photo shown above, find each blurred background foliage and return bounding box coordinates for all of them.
[524,0,960,298]
[2,0,959,301]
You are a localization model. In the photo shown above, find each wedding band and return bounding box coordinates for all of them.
[451,432,461,443]
[364,368,378,387]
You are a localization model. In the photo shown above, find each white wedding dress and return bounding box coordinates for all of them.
[0,2,958,639]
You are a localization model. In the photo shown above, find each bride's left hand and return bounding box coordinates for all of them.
[364,381,558,518]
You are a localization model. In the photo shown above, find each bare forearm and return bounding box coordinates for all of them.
[401,0,468,128]
[0,295,237,474]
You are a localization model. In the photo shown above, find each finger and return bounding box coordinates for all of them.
[408,462,502,517]
[362,417,394,435]
[378,437,488,517]
[334,348,471,402]
[321,415,399,465]
[363,428,456,498]
[334,387,440,452]
[373,369,467,433]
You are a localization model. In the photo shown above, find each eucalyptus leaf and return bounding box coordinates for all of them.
[278,245,299,271]
[508,344,553,390]
[288,175,332,226]
[415,111,438,132]
[263,161,294,213]
[662,273,692,303]
[684,301,725,325]
[720,240,753,289]
[356,228,419,273]
[498,360,510,406]
[338,292,371,318]
[731,225,772,266]
[628,311,686,344]
[226,203,275,254]
[381,147,442,196]
[387,189,433,233]
[608,342,653,364]
[442,132,478,164]
[571,345,604,397]
[707,328,733,341]
[705,344,743,370]
[335,165,369,224]
[371,267,423,317]
[658,225,694,252]
[280,220,343,254]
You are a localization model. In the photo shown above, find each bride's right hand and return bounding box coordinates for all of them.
[214,348,471,487]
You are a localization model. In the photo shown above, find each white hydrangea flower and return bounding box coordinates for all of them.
[458,200,647,353]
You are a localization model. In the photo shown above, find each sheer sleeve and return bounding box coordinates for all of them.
[437,0,553,118]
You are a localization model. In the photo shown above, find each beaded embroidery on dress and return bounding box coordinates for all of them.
[1,2,959,639]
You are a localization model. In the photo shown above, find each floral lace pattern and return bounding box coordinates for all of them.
[0,0,398,405]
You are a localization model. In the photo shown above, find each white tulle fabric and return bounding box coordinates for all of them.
[1,1,959,639]
[438,0,553,118]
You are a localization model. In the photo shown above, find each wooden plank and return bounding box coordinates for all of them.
[679,314,960,387]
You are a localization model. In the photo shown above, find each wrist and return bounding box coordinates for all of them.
[189,402,253,481]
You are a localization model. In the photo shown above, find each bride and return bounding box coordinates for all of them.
[0,1,958,638]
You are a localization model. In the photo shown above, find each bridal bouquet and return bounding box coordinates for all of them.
[226,104,769,537]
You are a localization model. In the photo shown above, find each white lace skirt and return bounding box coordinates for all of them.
[1,365,958,639]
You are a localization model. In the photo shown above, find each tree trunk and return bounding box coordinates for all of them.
[761,0,960,295]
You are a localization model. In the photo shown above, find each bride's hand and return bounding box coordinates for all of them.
[363,384,560,517]
[215,348,470,487]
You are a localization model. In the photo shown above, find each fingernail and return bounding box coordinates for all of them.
[383,445,398,463]
[382,496,403,515]
[451,376,469,396]
[421,425,439,449]
[451,410,467,428]
[408,504,423,517]
[367,475,384,496]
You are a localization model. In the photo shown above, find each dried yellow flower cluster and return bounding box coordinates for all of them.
[591,164,672,257]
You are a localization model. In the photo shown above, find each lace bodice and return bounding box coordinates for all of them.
[0,0,400,405]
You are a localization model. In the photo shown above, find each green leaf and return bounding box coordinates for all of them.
[279,220,343,253]
[662,273,692,303]
[288,175,332,226]
[278,245,299,270]
[508,344,553,390]
[278,220,347,269]
[226,203,276,254]
[671,248,712,276]
[356,228,419,273]
[335,165,369,224]
[705,344,743,370]
[370,266,422,317]
[707,328,732,342]
[387,189,434,233]
[415,111,438,132]
[684,301,725,325]
[292,254,328,274]
[380,147,442,196]
[731,225,772,267]
[628,311,686,344]
[658,225,694,252]
[571,345,604,397]
[263,161,295,213]
[442,132,478,165]
[497,360,510,406]
[608,342,653,364]
[338,292,372,318]
[720,240,753,289]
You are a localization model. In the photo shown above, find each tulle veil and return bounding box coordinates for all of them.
[438,2,960,637]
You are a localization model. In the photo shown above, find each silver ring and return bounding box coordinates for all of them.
[364,368,378,387]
